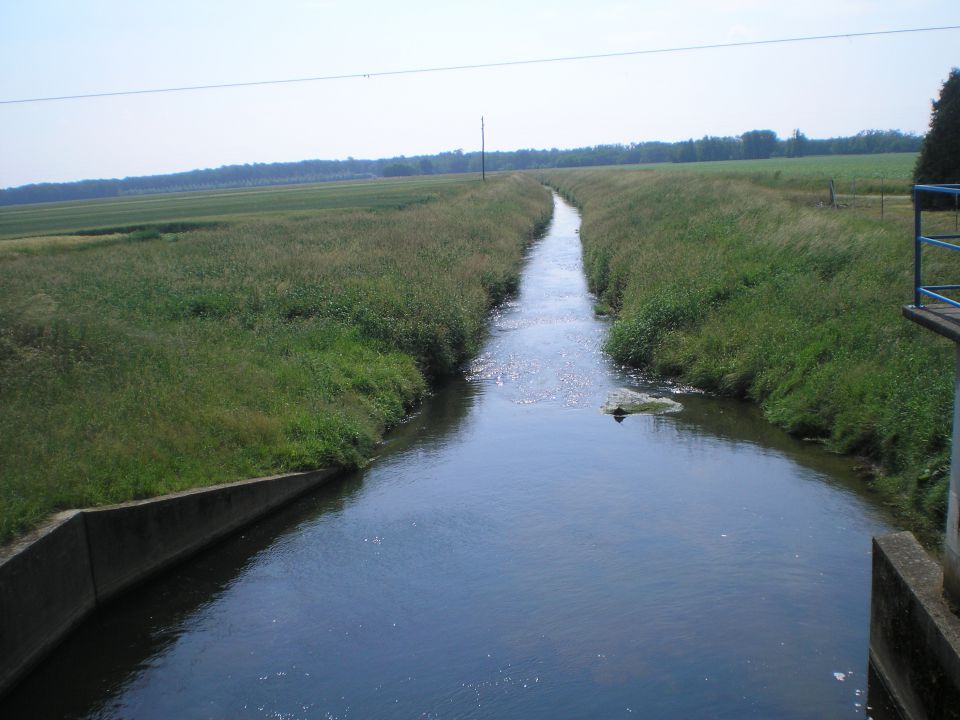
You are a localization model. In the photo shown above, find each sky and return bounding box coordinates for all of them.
[0,0,958,188]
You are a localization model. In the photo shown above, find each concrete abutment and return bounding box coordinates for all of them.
[0,468,339,698]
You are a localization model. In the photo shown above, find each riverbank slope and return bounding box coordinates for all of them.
[542,166,958,540]
[0,174,552,545]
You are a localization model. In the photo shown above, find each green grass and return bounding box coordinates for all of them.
[542,165,957,543]
[600,152,919,196]
[0,175,475,240]
[0,174,553,545]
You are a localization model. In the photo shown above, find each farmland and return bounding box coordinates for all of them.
[0,174,552,544]
[625,152,919,195]
[0,175,475,241]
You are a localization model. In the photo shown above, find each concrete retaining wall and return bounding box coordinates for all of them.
[870,531,960,720]
[0,468,339,698]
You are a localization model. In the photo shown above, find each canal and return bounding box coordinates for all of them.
[3,193,897,718]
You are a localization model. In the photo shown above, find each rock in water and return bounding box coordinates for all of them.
[601,388,681,416]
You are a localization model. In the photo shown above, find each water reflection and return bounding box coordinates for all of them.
[639,393,880,500]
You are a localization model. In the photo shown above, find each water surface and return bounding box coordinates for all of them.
[3,194,895,719]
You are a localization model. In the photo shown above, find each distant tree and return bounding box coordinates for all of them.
[785,129,809,158]
[512,150,534,170]
[382,163,416,177]
[637,142,673,164]
[446,150,469,173]
[697,136,723,162]
[695,135,740,162]
[740,130,778,160]
[672,139,698,163]
[914,67,960,200]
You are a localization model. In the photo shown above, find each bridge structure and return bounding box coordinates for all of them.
[903,183,960,600]
[871,183,960,720]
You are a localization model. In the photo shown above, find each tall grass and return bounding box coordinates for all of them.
[0,174,552,545]
[542,167,959,541]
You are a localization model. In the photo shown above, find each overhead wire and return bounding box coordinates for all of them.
[1,24,958,105]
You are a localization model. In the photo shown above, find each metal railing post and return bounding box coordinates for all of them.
[915,187,923,308]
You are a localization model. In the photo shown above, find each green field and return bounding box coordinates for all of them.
[0,175,474,240]
[543,163,956,542]
[0,173,553,545]
[615,152,919,195]
[0,155,919,243]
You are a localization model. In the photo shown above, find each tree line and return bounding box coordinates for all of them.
[913,68,960,208]
[1,129,922,206]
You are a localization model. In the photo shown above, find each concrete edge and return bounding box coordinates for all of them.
[83,468,339,603]
[903,304,960,344]
[868,646,909,720]
[870,531,960,720]
[0,467,342,699]
[0,511,96,699]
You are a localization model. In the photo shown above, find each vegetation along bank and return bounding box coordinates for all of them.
[542,162,960,542]
[0,174,553,546]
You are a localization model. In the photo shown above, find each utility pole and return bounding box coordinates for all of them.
[481,116,486,182]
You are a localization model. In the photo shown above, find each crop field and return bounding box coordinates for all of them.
[0,174,473,240]
[0,173,553,544]
[578,152,919,196]
[543,164,958,540]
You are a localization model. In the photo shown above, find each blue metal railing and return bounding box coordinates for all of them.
[914,184,960,308]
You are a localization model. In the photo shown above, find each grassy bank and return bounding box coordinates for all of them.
[542,166,958,541]
[0,174,552,545]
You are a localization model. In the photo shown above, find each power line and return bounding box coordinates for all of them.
[2,25,958,105]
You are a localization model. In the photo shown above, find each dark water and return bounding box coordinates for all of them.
[4,195,897,719]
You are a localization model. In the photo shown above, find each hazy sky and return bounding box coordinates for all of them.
[1,0,957,188]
